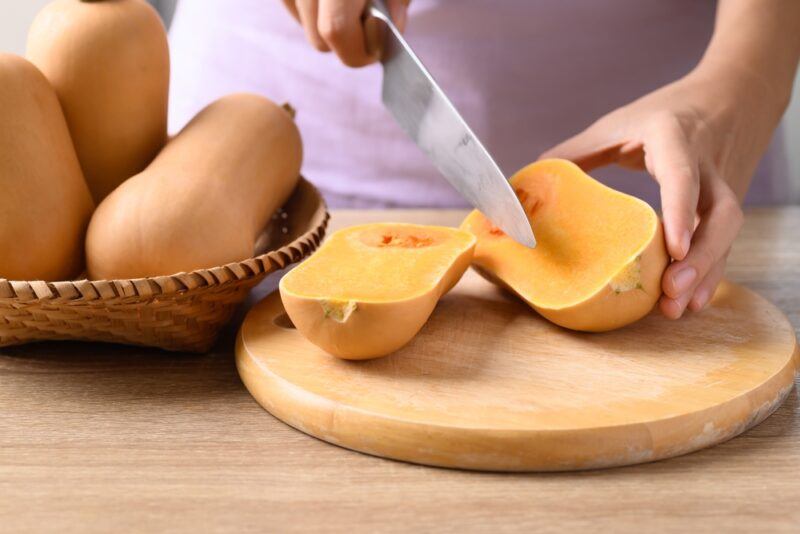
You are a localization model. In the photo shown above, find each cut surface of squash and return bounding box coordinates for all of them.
[461,159,668,332]
[280,223,476,359]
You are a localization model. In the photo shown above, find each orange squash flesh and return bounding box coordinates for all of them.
[280,224,476,360]
[461,159,668,332]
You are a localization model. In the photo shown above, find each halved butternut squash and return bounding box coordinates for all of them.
[461,159,668,332]
[280,223,476,360]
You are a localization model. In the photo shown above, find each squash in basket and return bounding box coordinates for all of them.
[27,0,170,203]
[0,54,94,281]
[86,93,302,280]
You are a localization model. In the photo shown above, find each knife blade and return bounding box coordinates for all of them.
[369,1,536,248]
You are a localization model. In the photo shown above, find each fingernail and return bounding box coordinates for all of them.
[671,266,697,294]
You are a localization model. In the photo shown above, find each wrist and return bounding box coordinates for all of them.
[689,56,791,121]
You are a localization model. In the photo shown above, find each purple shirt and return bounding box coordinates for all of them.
[168,0,790,208]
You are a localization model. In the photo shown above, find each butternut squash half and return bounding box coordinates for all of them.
[461,159,668,332]
[27,0,170,203]
[0,54,94,281]
[86,93,302,280]
[280,224,476,360]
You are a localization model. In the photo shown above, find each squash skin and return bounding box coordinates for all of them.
[461,159,668,332]
[0,54,94,281]
[85,93,302,280]
[26,0,169,203]
[280,224,476,360]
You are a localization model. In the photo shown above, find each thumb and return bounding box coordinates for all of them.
[540,120,628,172]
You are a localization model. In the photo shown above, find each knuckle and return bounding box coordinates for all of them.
[648,111,681,132]
[716,193,744,230]
[695,246,717,274]
[318,15,348,43]
[670,163,696,183]
[727,200,744,227]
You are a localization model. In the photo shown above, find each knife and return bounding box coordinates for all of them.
[368,0,536,248]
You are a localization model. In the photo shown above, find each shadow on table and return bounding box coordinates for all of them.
[0,277,292,404]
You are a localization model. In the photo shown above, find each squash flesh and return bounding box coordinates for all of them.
[282,224,475,302]
[279,223,476,359]
[461,159,667,331]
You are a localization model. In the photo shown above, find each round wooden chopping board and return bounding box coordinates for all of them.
[236,271,798,471]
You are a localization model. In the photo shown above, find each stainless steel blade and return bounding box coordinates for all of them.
[369,2,536,248]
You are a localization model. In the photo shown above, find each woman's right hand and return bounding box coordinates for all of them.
[281,0,410,67]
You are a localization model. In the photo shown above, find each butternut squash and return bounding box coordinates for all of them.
[280,224,476,360]
[86,93,302,280]
[0,54,94,281]
[461,159,668,332]
[27,0,169,203]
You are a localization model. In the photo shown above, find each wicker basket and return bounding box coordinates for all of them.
[0,178,328,353]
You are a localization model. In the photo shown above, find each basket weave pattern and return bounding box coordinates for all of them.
[0,179,328,352]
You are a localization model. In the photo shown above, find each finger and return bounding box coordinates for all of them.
[659,290,693,320]
[296,0,330,51]
[539,119,629,172]
[662,167,742,301]
[387,0,411,32]
[645,114,699,262]
[363,14,384,58]
[318,0,375,67]
[282,0,301,22]
[687,256,727,312]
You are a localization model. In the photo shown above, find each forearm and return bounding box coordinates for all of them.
[699,0,800,111]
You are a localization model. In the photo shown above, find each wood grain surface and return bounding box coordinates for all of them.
[237,275,796,471]
[1,208,799,533]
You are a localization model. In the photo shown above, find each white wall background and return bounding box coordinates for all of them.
[1,0,798,201]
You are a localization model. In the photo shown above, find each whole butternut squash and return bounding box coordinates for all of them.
[461,159,668,332]
[280,224,476,360]
[0,54,94,281]
[86,93,302,280]
[26,0,169,203]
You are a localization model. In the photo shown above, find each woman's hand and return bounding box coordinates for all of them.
[281,0,410,67]
[541,62,790,319]
[543,0,799,320]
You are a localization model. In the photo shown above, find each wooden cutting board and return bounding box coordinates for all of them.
[236,271,798,471]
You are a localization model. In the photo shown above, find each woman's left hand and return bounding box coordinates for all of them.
[541,62,789,319]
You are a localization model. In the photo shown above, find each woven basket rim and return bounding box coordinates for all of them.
[0,177,328,303]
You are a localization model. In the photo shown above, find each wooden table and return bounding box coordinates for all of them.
[1,208,798,533]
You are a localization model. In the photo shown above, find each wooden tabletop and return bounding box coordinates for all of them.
[1,208,798,533]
